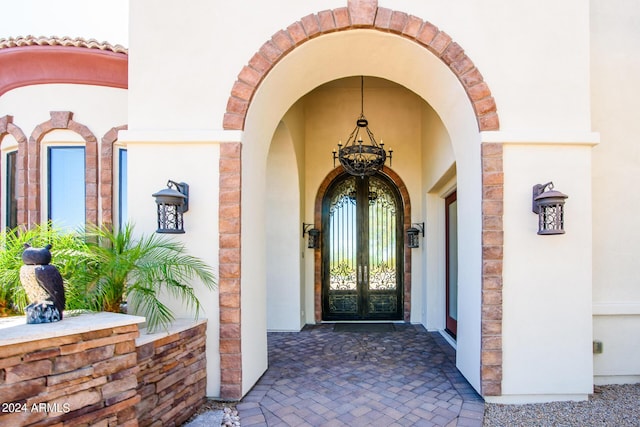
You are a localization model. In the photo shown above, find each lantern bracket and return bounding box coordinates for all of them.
[167,180,189,213]
[406,222,425,249]
[302,223,314,237]
[409,222,425,237]
[302,223,320,249]
[532,181,554,214]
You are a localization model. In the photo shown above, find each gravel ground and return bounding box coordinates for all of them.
[182,400,238,426]
[483,384,640,427]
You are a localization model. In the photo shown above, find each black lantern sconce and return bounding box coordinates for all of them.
[152,180,189,234]
[532,182,568,235]
[407,223,425,249]
[302,223,320,249]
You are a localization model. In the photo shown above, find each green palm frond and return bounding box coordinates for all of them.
[1,222,216,330]
[0,223,92,314]
[83,223,217,332]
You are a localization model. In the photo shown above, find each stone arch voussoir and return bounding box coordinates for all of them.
[223,3,499,132]
[101,125,128,228]
[27,111,98,228]
[0,115,28,226]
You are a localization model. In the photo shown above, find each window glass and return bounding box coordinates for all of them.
[118,148,128,229]
[6,151,17,229]
[48,147,85,230]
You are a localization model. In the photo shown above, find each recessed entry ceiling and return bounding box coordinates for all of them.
[317,76,400,89]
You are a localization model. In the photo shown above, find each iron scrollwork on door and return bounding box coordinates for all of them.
[323,173,403,320]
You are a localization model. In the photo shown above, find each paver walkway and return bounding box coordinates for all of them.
[237,323,484,426]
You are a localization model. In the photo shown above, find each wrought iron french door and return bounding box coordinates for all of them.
[322,173,403,320]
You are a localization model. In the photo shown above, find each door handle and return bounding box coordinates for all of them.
[358,265,362,283]
[364,265,368,281]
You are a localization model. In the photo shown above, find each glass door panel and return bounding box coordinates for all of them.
[327,176,358,316]
[366,176,399,316]
[323,173,402,320]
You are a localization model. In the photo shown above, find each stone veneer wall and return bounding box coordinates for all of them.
[0,313,207,427]
[0,313,142,426]
[135,320,207,427]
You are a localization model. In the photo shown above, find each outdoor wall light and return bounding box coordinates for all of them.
[302,223,320,249]
[407,223,425,249]
[532,182,568,235]
[152,180,189,234]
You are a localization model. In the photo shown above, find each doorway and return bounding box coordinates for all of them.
[446,191,458,337]
[321,172,404,320]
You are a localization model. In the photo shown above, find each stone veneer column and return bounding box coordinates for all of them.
[218,142,243,399]
[481,143,504,395]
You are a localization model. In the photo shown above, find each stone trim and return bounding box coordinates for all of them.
[223,1,498,132]
[0,115,28,226]
[100,125,128,228]
[223,0,503,397]
[480,142,504,395]
[26,111,98,228]
[313,166,412,323]
[218,142,243,400]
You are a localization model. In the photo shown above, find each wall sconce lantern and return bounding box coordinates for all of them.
[407,223,425,248]
[302,223,320,249]
[152,180,189,234]
[532,182,568,235]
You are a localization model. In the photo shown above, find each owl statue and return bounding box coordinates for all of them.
[20,244,66,324]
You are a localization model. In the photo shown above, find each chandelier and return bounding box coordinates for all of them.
[332,76,392,177]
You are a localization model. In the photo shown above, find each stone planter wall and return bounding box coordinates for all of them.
[135,320,207,427]
[0,313,208,427]
[0,313,143,426]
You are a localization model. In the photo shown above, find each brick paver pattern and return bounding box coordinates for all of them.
[237,324,484,426]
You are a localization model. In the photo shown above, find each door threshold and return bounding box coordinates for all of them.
[321,320,406,324]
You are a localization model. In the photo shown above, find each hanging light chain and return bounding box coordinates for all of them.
[333,76,392,177]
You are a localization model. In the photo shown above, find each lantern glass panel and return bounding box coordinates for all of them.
[157,202,185,234]
[407,229,420,248]
[307,229,320,249]
[538,203,565,235]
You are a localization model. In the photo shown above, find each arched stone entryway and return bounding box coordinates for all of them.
[218,0,503,399]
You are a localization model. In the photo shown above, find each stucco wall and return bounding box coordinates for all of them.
[498,140,595,402]
[590,0,640,384]
[122,139,221,396]
[123,0,591,134]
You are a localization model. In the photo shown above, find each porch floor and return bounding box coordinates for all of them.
[237,323,484,426]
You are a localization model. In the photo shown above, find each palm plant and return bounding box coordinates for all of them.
[82,223,217,332]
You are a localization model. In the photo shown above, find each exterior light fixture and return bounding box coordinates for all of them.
[332,76,392,177]
[152,180,189,234]
[302,223,320,249]
[532,182,568,235]
[407,222,425,248]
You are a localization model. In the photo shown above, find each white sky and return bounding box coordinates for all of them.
[0,0,129,47]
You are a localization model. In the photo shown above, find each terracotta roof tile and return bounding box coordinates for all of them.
[0,35,127,54]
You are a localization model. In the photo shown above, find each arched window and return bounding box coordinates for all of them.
[5,150,18,229]
[47,144,86,230]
